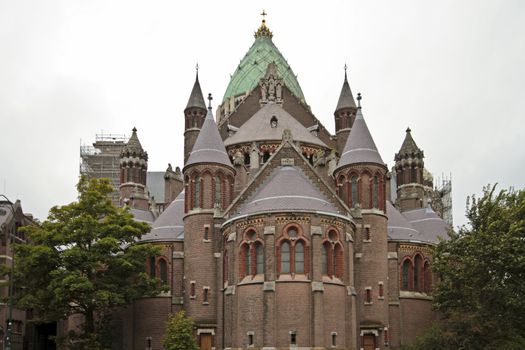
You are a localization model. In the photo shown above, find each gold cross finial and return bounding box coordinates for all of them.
[261,10,267,21]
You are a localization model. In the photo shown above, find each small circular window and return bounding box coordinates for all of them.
[287,227,298,238]
[0,209,6,216]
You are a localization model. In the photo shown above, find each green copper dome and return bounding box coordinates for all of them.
[222,21,305,103]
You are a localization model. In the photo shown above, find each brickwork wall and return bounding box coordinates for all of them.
[133,297,171,350]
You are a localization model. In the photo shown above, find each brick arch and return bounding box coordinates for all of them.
[201,170,213,209]
[347,171,360,208]
[336,174,347,200]
[423,259,432,293]
[413,253,424,292]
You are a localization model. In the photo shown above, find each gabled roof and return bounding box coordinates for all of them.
[140,191,185,242]
[386,201,421,241]
[236,165,339,217]
[185,74,207,110]
[185,107,233,169]
[336,72,356,111]
[222,20,305,103]
[334,108,384,172]
[395,127,423,160]
[224,104,327,148]
[403,207,449,243]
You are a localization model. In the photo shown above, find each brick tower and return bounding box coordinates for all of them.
[182,94,235,349]
[184,71,208,164]
[333,96,389,349]
[119,127,150,210]
[394,128,426,211]
[334,67,358,156]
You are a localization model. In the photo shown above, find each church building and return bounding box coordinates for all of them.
[103,16,451,350]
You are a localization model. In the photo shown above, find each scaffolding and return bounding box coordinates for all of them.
[80,133,127,206]
[437,175,453,227]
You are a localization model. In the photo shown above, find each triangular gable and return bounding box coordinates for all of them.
[223,131,352,220]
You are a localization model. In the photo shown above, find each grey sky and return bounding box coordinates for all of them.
[1,1,524,228]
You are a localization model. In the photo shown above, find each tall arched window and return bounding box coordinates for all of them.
[351,176,358,207]
[215,176,222,208]
[240,244,250,278]
[281,242,290,274]
[414,255,422,291]
[402,260,411,290]
[334,244,343,278]
[411,166,417,183]
[159,259,168,284]
[372,176,379,208]
[193,176,201,208]
[256,243,264,274]
[295,242,304,274]
[149,256,156,278]
[424,261,432,293]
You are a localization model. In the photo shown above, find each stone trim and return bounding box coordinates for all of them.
[264,281,276,291]
[172,251,184,259]
[264,226,275,235]
[311,226,322,236]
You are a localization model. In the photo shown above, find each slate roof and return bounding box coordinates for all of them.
[185,74,207,110]
[146,171,165,203]
[403,207,449,243]
[222,20,305,103]
[334,108,384,172]
[224,104,327,148]
[336,73,357,111]
[185,108,233,169]
[236,165,339,216]
[140,191,185,242]
[386,201,421,241]
[130,208,155,223]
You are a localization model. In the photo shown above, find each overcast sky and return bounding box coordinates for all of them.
[1,1,524,228]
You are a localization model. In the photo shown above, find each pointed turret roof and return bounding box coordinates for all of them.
[335,107,384,172]
[185,101,233,169]
[335,71,357,111]
[121,127,148,159]
[185,73,207,110]
[395,127,423,160]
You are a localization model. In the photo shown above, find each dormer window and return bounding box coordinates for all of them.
[270,116,278,128]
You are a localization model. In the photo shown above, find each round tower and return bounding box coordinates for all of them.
[182,94,235,349]
[333,96,390,349]
[394,128,426,211]
[334,67,358,156]
[184,70,208,164]
[119,127,149,210]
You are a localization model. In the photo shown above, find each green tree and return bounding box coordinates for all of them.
[14,177,163,349]
[430,185,525,349]
[163,311,199,350]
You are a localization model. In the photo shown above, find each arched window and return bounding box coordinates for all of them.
[334,244,343,278]
[263,152,271,163]
[411,166,417,183]
[351,176,358,207]
[281,242,290,274]
[215,176,222,208]
[270,115,278,127]
[424,261,432,293]
[295,241,304,274]
[372,176,379,208]
[402,260,410,290]
[246,244,252,276]
[159,259,167,284]
[256,243,264,274]
[193,176,201,208]
[244,153,250,165]
[414,255,422,291]
[240,244,250,278]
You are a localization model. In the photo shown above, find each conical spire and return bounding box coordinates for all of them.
[335,68,357,110]
[335,106,384,172]
[395,127,423,160]
[185,95,233,169]
[185,72,207,110]
[121,127,147,159]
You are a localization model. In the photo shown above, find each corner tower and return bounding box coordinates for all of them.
[119,127,149,210]
[182,94,235,349]
[394,128,426,211]
[184,71,207,164]
[333,97,390,349]
[334,67,358,155]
